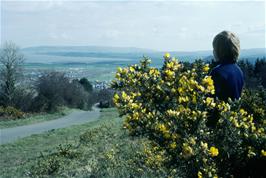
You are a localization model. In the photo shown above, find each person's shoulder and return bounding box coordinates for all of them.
[234,64,243,72]
[209,64,222,75]
[233,64,244,77]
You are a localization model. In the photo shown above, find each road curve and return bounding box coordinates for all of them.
[0,106,100,145]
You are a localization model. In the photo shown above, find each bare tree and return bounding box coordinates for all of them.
[0,41,24,106]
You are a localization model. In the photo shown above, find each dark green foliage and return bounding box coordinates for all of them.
[96,88,115,108]
[12,87,35,112]
[34,72,68,112]
[240,87,266,125]
[254,58,266,87]
[34,72,89,112]
[238,60,260,89]
[79,77,93,92]
[63,79,89,109]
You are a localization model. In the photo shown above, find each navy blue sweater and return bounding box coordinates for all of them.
[210,63,244,101]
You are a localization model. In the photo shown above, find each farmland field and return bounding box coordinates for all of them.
[22,47,265,82]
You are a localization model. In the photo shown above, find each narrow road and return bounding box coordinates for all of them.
[0,106,100,144]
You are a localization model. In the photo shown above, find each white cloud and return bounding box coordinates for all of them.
[1,0,265,50]
[2,0,65,12]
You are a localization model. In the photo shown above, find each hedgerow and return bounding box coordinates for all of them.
[0,106,24,119]
[111,54,266,177]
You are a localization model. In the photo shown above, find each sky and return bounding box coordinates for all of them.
[0,0,265,51]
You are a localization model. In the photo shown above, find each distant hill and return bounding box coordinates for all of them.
[22,46,265,64]
[22,45,156,54]
[239,48,266,59]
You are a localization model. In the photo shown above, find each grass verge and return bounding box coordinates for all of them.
[0,108,75,129]
[0,108,118,177]
[0,108,177,178]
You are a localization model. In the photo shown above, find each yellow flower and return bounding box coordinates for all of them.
[115,72,121,79]
[205,97,215,107]
[257,128,264,134]
[166,62,174,69]
[189,137,196,145]
[129,66,135,72]
[156,85,162,90]
[171,133,181,140]
[132,112,139,120]
[261,150,266,156]
[121,91,129,100]
[130,103,140,109]
[170,142,177,149]
[209,146,219,157]
[165,69,175,78]
[239,108,246,115]
[171,88,176,93]
[200,141,208,150]
[113,93,120,103]
[202,76,214,86]
[164,132,171,139]
[166,109,180,117]
[197,171,203,178]
[178,87,184,94]
[203,64,210,72]
[192,95,197,104]
[164,52,171,59]
[117,67,122,73]
[157,123,167,133]
[182,143,194,158]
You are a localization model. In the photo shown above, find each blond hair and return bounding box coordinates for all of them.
[212,31,240,63]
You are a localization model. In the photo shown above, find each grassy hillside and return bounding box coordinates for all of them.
[1,108,174,178]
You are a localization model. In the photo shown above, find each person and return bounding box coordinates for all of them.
[210,31,244,101]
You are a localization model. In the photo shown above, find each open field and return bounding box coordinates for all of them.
[24,62,122,82]
[22,47,265,82]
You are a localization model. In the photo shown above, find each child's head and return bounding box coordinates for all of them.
[212,31,240,64]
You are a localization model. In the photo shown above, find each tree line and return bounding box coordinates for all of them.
[0,41,265,118]
[0,41,114,118]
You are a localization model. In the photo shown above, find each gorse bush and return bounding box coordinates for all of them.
[111,54,266,177]
[240,87,266,126]
[0,106,24,119]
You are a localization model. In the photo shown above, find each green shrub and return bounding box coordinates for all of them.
[79,77,93,93]
[34,72,89,112]
[29,143,80,177]
[0,106,24,119]
[240,87,266,125]
[111,54,266,177]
